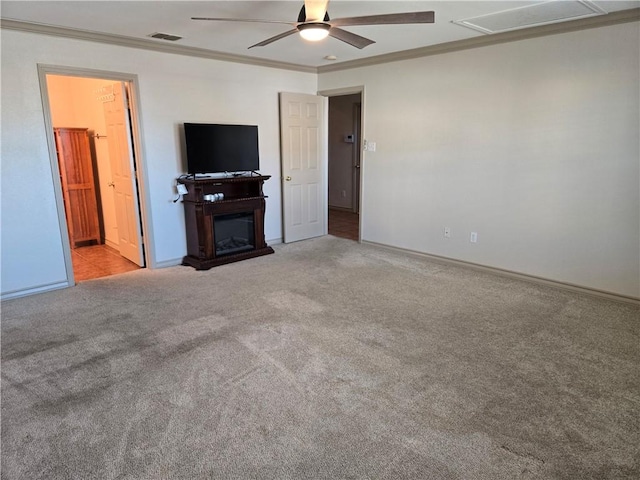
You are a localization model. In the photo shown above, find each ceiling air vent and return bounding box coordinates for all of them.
[148,32,182,42]
[453,0,607,34]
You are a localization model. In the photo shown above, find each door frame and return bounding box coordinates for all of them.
[37,64,151,284]
[352,102,362,214]
[318,85,365,242]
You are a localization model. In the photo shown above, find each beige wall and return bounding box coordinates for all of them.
[319,22,640,298]
[47,75,119,247]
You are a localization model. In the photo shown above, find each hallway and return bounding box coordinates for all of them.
[328,208,359,241]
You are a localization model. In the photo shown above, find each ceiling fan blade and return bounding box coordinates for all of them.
[304,0,330,22]
[328,27,375,49]
[248,28,299,49]
[192,17,295,25]
[330,11,435,27]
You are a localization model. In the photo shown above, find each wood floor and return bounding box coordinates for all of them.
[71,244,140,282]
[328,208,359,241]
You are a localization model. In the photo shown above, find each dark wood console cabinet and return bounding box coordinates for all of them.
[179,175,274,270]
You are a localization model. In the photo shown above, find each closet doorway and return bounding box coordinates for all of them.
[43,69,146,283]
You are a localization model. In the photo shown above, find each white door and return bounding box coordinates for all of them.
[280,92,327,243]
[103,82,144,266]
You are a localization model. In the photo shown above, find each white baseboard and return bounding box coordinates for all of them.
[104,238,119,250]
[151,258,184,269]
[328,205,354,212]
[1,281,70,301]
[363,241,640,306]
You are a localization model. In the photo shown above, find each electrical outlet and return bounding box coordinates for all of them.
[369,141,376,152]
[444,227,451,238]
[176,184,188,195]
[470,232,478,243]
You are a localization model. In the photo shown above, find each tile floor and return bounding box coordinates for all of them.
[328,208,359,241]
[71,244,140,282]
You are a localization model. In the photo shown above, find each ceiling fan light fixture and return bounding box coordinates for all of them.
[298,23,331,42]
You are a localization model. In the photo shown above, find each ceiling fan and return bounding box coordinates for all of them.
[192,0,435,49]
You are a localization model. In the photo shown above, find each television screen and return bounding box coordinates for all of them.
[184,123,259,175]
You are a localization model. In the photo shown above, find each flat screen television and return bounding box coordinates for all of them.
[184,123,259,175]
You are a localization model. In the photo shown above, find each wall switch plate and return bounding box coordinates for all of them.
[444,227,451,238]
[470,232,478,243]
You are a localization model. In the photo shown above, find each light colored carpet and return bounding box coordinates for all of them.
[2,236,638,479]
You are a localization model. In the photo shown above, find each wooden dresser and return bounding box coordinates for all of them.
[54,127,101,248]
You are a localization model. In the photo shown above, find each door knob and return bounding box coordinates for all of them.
[285,176,292,181]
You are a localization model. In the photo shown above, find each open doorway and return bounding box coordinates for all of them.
[327,92,362,241]
[43,71,146,283]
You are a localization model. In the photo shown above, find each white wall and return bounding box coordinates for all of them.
[3,23,638,300]
[319,22,640,298]
[0,29,316,298]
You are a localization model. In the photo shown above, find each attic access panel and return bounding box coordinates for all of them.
[453,0,607,34]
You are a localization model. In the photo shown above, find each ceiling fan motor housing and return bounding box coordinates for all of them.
[298,5,330,23]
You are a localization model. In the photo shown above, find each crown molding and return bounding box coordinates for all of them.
[2,7,638,75]
[0,18,316,74]
[318,7,640,73]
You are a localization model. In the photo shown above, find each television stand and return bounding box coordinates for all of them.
[178,175,274,270]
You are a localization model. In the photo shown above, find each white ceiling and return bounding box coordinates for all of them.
[1,1,638,68]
